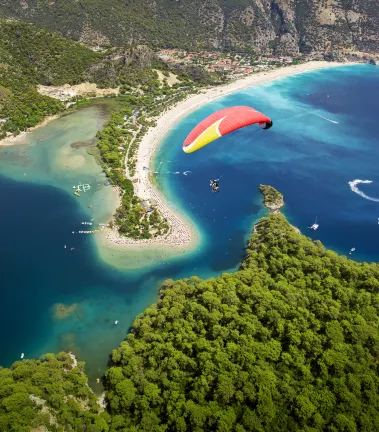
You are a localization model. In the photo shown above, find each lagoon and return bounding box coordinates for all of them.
[0,64,378,388]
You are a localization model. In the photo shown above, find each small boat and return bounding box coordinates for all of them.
[21,353,24,359]
[349,247,356,255]
[309,217,319,231]
[64,245,67,249]
[115,320,118,325]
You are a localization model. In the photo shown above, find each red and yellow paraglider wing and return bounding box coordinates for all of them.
[182,113,225,154]
[182,106,272,154]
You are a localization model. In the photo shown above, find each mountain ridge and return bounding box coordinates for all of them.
[1,0,378,56]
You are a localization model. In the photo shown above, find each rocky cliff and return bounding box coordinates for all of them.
[0,0,378,56]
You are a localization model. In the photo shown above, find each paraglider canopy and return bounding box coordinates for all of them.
[182,106,273,154]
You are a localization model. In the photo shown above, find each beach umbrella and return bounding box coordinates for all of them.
[182,106,273,154]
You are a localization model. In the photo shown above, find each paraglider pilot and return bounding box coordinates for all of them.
[210,179,220,193]
[182,106,273,195]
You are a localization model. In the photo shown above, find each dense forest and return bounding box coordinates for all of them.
[105,212,379,431]
[2,200,379,430]
[0,352,108,432]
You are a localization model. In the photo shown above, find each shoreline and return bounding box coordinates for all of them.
[0,61,357,265]
[0,114,59,146]
[101,61,354,252]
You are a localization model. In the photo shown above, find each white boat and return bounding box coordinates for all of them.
[21,353,24,359]
[115,320,118,325]
[309,217,319,231]
[349,247,356,255]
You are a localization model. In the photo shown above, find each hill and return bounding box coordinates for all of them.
[0,352,108,432]
[0,21,100,136]
[105,212,379,431]
[0,21,203,137]
[0,0,378,56]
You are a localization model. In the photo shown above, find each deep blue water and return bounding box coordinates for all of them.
[156,64,379,263]
[1,65,378,387]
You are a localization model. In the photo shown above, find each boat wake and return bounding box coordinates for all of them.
[300,106,339,124]
[348,179,379,202]
[313,113,339,124]
[183,171,192,176]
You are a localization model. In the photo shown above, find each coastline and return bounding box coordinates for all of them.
[0,114,59,146]
[99,61,354,256]
[0,61,357,268]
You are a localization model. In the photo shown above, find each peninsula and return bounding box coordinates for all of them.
[2,3,379,431]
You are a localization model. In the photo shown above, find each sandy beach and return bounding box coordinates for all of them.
[100,60,353,253]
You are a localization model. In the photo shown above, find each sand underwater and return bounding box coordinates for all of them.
[0,64,378,388]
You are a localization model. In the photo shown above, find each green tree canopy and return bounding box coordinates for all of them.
[105,213,379,431]
[0,352,108,432]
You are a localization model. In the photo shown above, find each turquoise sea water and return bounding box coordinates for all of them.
[155,64,379,263]
[1,65,378,388]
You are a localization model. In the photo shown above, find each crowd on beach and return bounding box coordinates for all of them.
[105,172,192,247]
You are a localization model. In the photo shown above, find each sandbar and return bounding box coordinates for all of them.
[98,61,355,266]
[0,61,356,269]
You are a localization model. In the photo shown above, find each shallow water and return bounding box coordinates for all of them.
[1,65,378,389]
[0,105,208,390]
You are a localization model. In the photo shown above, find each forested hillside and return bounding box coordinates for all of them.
[0,21,100,135]
[0,21,203,136]
[105,213,379,431]
[1,0,379,55]
[0,353,108,432]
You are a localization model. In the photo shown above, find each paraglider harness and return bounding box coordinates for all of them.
[210,179,220,193]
